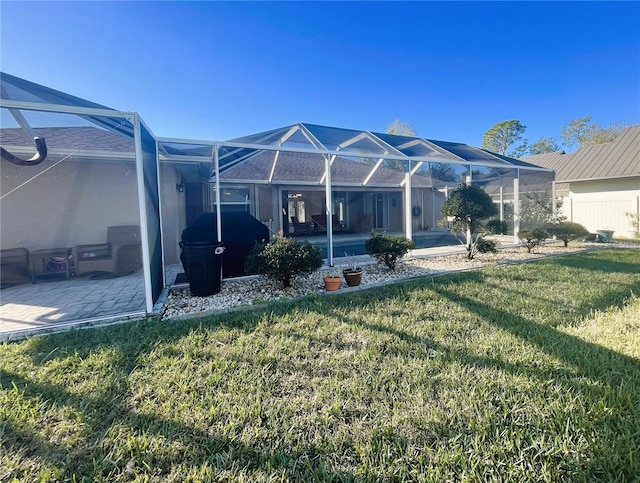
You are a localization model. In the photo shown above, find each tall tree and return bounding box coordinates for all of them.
[481,120,526,156]
[382,119,416,171]
[528,137,561,155]
[386,119,416,136]
[561,116,627,148]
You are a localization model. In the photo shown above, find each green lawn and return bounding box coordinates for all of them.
[1,249,639,482]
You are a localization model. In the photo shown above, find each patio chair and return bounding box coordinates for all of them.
[0,247,30,287]
[291,216,312,235]
[72,225,142,276]
[312,214,343,232]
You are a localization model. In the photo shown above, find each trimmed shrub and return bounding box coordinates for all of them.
[475,237,498,254]
[364,231,414,270]
[441,184,498,259]
[544,222,590,247]
[245,235,323,288]
[486,219,509,235]
[519,228,548,253]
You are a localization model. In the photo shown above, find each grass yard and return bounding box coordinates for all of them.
[1,249,640,482]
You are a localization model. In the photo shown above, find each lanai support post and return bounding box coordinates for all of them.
[431,187,436,230]
[404,162,412,241]
[324,154,334,266]
[551,180,556,222]
[513,169,520,243]
[214,143,222,243]
[132,114,154,314]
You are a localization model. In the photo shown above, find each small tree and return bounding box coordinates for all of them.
[364,231,414,270]
[441,184,498,259]
[544,222,589,247]
[519,228,548,253]
[625,211,639,238]
[245,235,323,288]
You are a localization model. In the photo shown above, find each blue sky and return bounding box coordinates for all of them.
[1,1,639,151]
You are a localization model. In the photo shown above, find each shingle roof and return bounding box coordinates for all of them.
[0,126,134,153]
[523,125,640,182]
[220,150,434,186]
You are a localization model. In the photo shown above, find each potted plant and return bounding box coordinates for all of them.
[323,270,342,291]
[342,252,363,287]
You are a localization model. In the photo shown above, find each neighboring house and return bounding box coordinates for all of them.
[524,125,640,238]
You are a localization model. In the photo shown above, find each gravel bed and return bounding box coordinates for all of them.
[161,241,636,320]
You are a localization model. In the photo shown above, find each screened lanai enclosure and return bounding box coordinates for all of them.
[1,73,555,334]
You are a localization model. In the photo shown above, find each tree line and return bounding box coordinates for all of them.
[480,117,629,158]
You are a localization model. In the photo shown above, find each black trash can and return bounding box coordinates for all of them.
[180,241,225,296]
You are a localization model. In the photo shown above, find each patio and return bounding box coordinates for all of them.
[0,235,522,340]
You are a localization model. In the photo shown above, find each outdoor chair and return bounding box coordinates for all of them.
[0,247,30,287]
[72,225,142,276]
[291,216,312,235]
[311,214,343,232]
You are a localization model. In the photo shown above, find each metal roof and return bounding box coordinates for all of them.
[218,122,550,171]
[524,125,640,182]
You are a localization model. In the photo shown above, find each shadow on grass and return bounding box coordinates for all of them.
[3,249,639,479]
[550,247,640,274]
[0,364,356,481]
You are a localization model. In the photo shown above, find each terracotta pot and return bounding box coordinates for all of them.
[342,268,363,287]
[323,276,341,291]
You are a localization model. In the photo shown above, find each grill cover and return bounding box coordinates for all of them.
[180,212,269,278]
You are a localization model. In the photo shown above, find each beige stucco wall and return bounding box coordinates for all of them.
[562,178,640,236]
[1,157,186,264]
[159,164,186,264]
[1,158,141,251]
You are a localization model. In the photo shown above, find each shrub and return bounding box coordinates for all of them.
[441,184,498,259]
[475,237,498,254]
[244,235,323,288]
[364,231,414,270]
[519,228,548,253]
[485,219,509,235]
[544,222,590,247]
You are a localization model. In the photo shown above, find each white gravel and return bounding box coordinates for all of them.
[161,241,637,321]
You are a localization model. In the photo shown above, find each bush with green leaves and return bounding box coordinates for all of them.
[544,222,590,247]
[519,228,548,253]
[475,237,498,254]
[485,218,509,235]
[245,235,323,288]
[364,231,414,270]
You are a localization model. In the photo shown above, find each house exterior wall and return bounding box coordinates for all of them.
[219,183,435,236]
[159,164,186,265]
[1,158,141,251]
[562,177,640,237]
[0,159,186,264]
